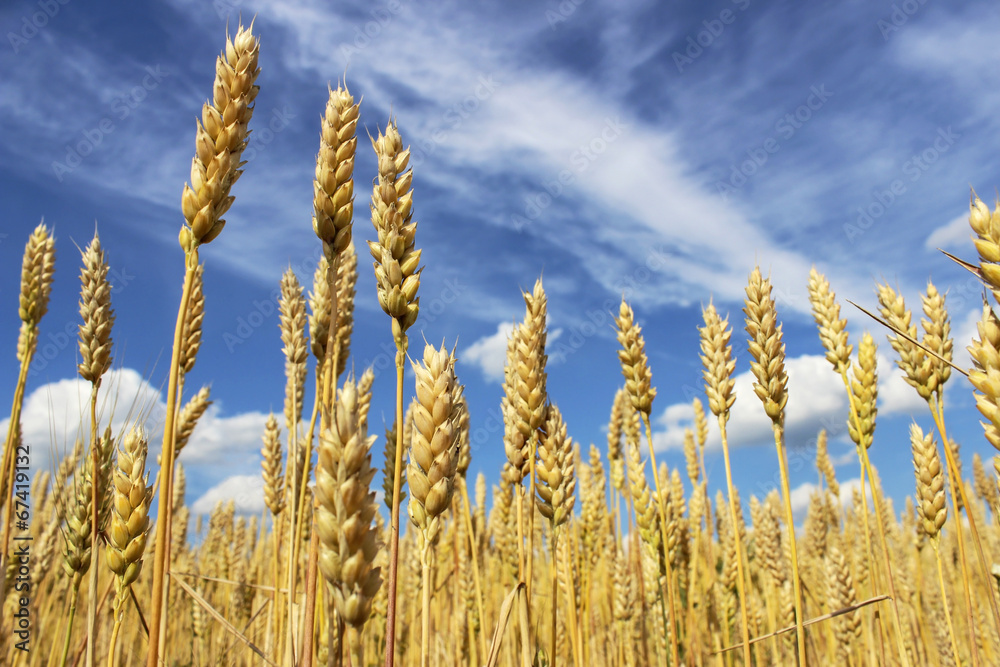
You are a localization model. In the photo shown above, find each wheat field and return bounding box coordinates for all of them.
[5,21,1000,667]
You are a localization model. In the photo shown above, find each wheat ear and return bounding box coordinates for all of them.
[59,453,94,667]
[536,403,576,665]
[517,278,548,605]
[965,299,1000,640]
[810,270,908,663]
[316,371,382,665]
[105,427,152,667]
[259,413,284,651]
[450,355,489,660]
[815,429,839,497]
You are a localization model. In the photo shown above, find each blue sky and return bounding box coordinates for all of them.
[2,0,999,525]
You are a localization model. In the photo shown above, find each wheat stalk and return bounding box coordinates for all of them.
[810,270,911,664]
[407,343,459,667]
[368,117,422,667]
[147,23,260,667]
[74,231,116,667]
[699,299,752,665]
[743,266,804,665]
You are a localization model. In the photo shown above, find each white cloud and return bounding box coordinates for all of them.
[177,404,270,466]
[178,0,864,316]
[653,353,847,452]
[2,368,269,501]
[0,368,165,477]
[925,212,971,251]
[789,480,819,524]
[462,322,514,383]
[191,474,264,516]
[653,347,945,457]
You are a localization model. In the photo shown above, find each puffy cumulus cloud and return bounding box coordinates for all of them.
[653,353,847,453]
[0,368,165,477]
[653,347,948,457]
[191,474,264,516]
[2,368,270,507]
[462,322,514,383]
[177,403,270,465]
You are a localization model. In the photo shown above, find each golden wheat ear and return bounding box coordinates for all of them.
[179,23,261,251]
